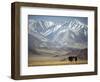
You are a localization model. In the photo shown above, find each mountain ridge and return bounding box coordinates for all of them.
[28,18,88,50]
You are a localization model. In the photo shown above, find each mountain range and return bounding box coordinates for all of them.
[28,18,88,50]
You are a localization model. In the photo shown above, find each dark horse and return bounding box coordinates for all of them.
[68,56,77,62]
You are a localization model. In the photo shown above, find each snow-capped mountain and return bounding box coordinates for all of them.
[28,18,88,50]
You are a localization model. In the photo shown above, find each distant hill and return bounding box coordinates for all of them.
[77,48,87,60]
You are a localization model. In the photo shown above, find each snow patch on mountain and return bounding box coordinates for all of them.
[28,18,88,49]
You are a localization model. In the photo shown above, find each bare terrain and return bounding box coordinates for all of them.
[28,48,87,66]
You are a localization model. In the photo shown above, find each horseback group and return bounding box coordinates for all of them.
[68,56,78,62]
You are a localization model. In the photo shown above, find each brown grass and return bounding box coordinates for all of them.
[28,60,87,66]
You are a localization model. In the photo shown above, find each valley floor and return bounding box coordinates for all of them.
[28,54,87,66]
[28,60,87,66]
[28,48,87,66]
